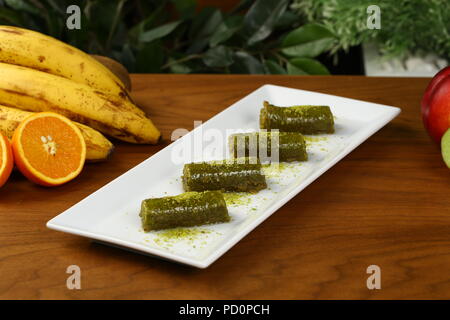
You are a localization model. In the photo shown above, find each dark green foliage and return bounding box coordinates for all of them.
[0,0,336,74]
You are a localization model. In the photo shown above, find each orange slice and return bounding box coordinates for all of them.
[0,132,14,188]
[12,112,86,186]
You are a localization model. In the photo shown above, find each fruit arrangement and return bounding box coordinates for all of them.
[0,25,161,187]
[421,66,450,168]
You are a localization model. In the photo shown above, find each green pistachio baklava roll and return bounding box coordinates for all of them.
[182,158,267,192]
[260,101,334,134]
[229,131,308,162]
[140,191,230,231]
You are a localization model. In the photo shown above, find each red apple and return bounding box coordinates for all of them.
[422,66,450,143]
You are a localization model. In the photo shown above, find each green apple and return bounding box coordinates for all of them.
[441,128,450,168]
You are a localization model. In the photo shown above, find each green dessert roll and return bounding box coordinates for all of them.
[260,101,334,134]
[140,191,230,231]
[229,131,308,162]
[182,158,267,192]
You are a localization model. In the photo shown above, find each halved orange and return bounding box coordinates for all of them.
[12,112,86,187]
[0,132,14,188]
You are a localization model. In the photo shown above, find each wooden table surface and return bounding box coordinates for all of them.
[1,74,449,300]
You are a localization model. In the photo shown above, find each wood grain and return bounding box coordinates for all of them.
[1,74,449,300]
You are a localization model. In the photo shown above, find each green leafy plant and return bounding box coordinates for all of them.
[0,0,337,74]
[291,0,450,61]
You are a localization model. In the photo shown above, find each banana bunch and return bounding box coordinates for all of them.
[0,25,161,161]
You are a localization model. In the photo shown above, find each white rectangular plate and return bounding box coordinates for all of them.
[47,84,400,268]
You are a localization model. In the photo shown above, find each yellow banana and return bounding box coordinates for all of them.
[0,62,161,144]
[0,25,126,95]
[0,105,114,162]
[91,54,132,92]
[0,25,145,116]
